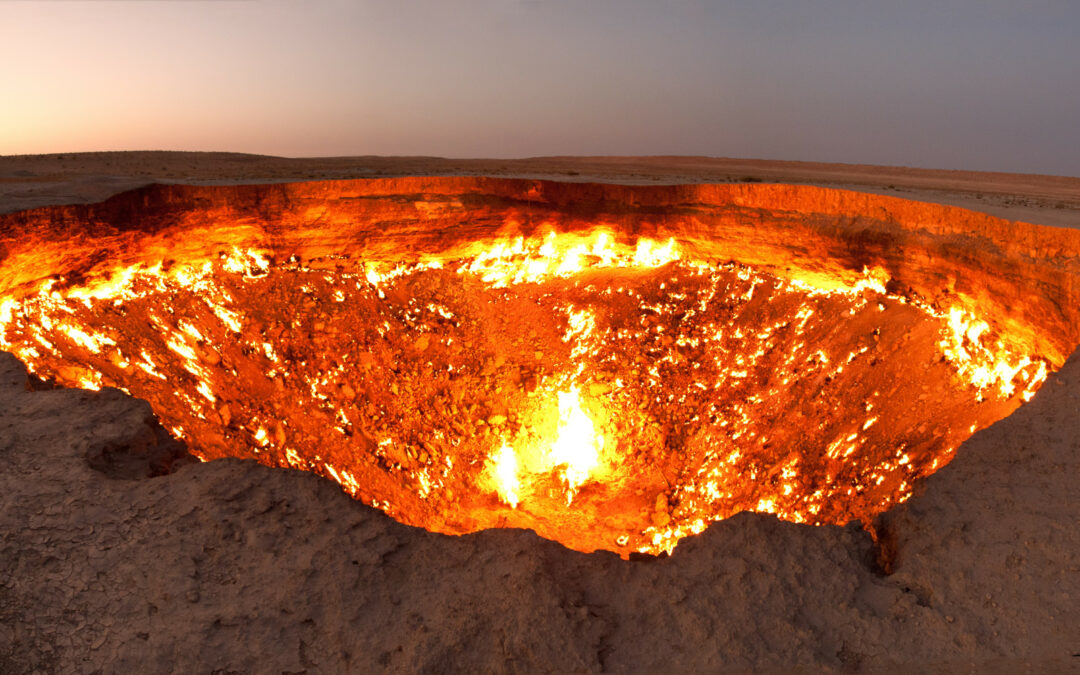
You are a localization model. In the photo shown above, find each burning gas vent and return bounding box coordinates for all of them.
[1,178,1076,556]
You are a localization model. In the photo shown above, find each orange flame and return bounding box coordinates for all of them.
[548,386,603,501]
[0,228,1056,556]
[487,443,520,508]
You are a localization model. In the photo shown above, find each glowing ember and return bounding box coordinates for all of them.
[0,183,1065,558]
[548,386,604,501]
[486,443,520,508]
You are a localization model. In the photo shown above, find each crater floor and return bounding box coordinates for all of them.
[0,238,1045,555]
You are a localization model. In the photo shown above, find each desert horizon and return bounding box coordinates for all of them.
[4,150,1080,228]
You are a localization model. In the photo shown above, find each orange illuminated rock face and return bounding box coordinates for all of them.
[1,178,1078,555]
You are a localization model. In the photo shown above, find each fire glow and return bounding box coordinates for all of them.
[0,228,1051,556]
[0,179,1068,557]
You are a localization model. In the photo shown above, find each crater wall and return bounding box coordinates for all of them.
[2,178,1079,362]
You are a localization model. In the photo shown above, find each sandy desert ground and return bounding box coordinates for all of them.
[0,153,1077,673]
[2,151,1079,228]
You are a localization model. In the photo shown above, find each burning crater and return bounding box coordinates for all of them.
[1,178,1078,556]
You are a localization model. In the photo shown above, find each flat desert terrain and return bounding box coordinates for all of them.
[2,151,1079,228]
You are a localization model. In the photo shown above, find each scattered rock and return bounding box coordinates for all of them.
[650,510,671,527]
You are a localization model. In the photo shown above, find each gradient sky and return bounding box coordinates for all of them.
[2,1,1078,176]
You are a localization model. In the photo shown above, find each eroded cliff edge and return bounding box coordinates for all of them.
[2,179,1080,361]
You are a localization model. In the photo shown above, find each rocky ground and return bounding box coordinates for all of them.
[0,154,1078,673]
[1,345,1077,673]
